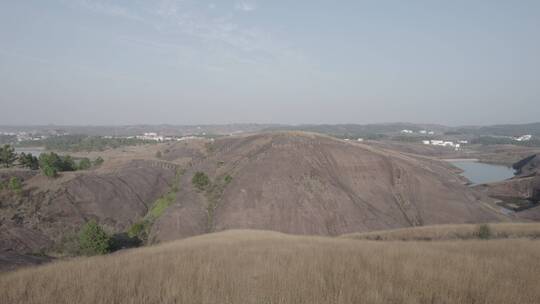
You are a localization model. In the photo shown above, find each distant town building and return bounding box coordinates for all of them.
[422,139,463,151]
[514,135,532,142]
[137,132,164,141]
[400,129,414,134]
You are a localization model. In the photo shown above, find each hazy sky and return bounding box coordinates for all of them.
[1,1,539,126]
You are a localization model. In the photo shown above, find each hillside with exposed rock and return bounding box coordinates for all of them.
[0,132,510,270]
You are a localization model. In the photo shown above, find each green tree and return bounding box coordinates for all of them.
[39,153,61,177]
[192,171,210,190]
[19,152,39,170]
[59,155,76,171]
[42,164,58,178]
[93,156,104,166]
[78,158,91,170]
[8,177,22,193]
[38,152,76,177]
[0,144,17,168]
[78,220,111,255]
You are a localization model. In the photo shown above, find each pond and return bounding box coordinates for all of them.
[449,160,515,185]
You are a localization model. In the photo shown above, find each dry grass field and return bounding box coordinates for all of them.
[343,222,540,241]
[1,227,540,304]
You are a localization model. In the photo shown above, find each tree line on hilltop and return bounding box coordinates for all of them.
[0,144,103,177]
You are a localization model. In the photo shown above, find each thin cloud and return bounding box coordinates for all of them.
[235,2,256,12]
[69,1,309,70]
[74,0,144,21]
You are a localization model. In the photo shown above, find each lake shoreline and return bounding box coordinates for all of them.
[442,158,479,162]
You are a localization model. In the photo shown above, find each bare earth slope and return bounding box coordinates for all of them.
[153,132,504,242]
[0,159,177,270]
[1,132,510,270]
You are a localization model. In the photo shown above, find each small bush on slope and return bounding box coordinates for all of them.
[192,171,210,190]
[78,220,111,256]
[478,224,492,240]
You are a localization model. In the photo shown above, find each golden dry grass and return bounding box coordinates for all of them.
[342,222,540,241]
[1,229,540,304]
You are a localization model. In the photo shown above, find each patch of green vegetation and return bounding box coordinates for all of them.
[19,152,39,170]
[94,156,104,166]
[8,177,22,194]
[39,152,75,177]
[203,173,234,232]
[78,220,111,256]
[149,192,176,219]
[478,224,492,240]
[0,144,101,174]
[0,144,17,168]
[20,134,156,152]
[128,169,184,241]
[471,136,540,147]
[77,158,92,170]
[192,171,210,190]
[217,160,225,167]
[127,220,150,239]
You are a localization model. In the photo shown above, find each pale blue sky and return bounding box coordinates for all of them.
[1,0,539,125]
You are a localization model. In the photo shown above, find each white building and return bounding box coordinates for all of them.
[137,132,164,141]
[400,129,414,134]
[423,139,462,150]
[514,135,532,142]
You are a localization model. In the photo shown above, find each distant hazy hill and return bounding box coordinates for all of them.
[265,123,451,138]
[456,122,540,137]
[3,122,540,138]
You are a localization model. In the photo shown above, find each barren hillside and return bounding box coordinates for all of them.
[152,132,505,242]
[0,132,510,269]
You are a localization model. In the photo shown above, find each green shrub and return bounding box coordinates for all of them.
[478,224,492,240]
[78,158,92,170]
[78,220,111,255]
[8,177,22,193]
[224,175,232,184]
[0,144,17,168]
[42,164,58,178]
[192,172,210,190]
[38,152,76,177]
[19,152,39,170]
[128,221,148,239]
[93,156,104,166]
